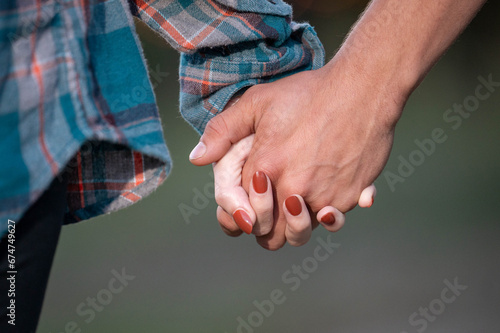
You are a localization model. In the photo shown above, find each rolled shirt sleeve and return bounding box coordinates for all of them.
[129,0,325,133]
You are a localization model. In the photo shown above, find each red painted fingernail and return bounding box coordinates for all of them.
[368,197,374,208]
[233,209,253,234]
[253,171,268,194]
[321,212,336,225]
[285,196,302,216]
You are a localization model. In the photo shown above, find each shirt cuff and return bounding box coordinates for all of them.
[129,0,325,134]
[179,22,325,135]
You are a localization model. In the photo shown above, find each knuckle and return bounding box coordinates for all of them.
[279,182,301,199]
[218,211,242,237]
[205,114,230,138]
[252,198,273,214]
[252,222,272,237]
[241,84,268,117]
[220,224,243,237]
[243,84,263,103]
[305,186,361,214]
[336,191,360,213]
[294,222,310,235]
[256,236,285,251]
[289,238,308,247]
[214,189,233,209]
[245,159,278,185]
[252,229,267,237]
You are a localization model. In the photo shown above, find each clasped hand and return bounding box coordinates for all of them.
[189,60,400,250]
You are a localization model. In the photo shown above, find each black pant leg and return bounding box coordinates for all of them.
[0,174,68,332]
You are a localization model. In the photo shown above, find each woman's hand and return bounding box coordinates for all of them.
[212,134,377,247]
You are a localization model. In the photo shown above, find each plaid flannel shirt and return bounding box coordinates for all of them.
[0,0,324,237]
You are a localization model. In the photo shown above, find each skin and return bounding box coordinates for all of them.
[212,134,376,245]
[190,0,487,250]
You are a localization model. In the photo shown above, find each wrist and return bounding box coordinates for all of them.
[322,48,409,130]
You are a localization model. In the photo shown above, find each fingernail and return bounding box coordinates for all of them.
[252,171,268,194]
[320,212,336,225]
[368,197,374,208]
[189,142,206,160]
[233,209,253,234]
[285,195,302,216]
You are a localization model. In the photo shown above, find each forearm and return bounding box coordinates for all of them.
[327,0,486,121]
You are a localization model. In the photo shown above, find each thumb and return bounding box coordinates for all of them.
[189,97,255,166]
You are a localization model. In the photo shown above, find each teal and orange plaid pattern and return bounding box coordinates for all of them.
[0,0,324,236]
[130,0,324,132]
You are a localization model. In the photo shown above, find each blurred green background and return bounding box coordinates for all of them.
[39,1,500,332]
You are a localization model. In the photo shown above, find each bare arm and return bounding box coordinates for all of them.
[335,0,487,120]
